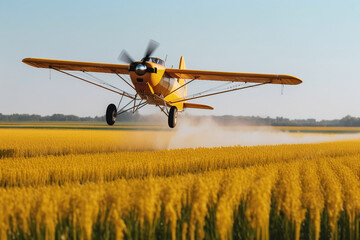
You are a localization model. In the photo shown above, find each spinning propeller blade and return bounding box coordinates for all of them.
[118,50,135,64]
[118,39,159,64]
[143,39,159,61]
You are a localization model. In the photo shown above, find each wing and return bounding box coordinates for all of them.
[165,68,302,85]
[22,58,129,74]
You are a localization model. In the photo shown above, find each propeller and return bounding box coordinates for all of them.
[118,40,160,76]
[118,39,160,64]
[118,50,134,64]
[143,39,159,62]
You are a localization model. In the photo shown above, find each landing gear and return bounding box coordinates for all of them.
[106,104,117,126]
[168,106,178,128]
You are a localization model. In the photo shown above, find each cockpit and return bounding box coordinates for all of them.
[141,57,165,66]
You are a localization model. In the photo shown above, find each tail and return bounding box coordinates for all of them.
[178,56,187,97]
[178,56,214,111]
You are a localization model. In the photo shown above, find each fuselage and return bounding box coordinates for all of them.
[129,58,186,111]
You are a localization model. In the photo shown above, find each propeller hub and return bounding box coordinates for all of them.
[135,63,147,76]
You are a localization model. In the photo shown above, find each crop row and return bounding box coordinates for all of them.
[1,140,360,187]
[0,129,171,158]
[1,157,360,240]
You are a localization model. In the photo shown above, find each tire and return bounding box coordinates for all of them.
[168,106,178,128]
[106,104,117,126]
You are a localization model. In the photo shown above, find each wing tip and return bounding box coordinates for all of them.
[22,58,37,67]
[279,74,302,85]
[22,58,30,63]
[290,75,302,85]
[292,77,303,85]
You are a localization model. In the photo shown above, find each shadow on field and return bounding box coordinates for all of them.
[0,149,15,158]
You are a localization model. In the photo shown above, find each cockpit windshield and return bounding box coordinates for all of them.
[141,57,165,66]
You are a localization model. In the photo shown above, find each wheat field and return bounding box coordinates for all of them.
[1,127,360,239]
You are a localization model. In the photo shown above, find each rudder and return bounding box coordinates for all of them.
[178,56,187,97]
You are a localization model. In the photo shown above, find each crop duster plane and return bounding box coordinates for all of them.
[23,40,302,128]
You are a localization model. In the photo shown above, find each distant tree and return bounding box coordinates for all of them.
[2,112,360,126]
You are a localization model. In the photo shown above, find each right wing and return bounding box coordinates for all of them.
[22,58,130,74]
[165,68,302,85]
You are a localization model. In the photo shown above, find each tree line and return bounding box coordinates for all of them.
[1,113,360,127]
[0,112,139,122]
[209,115,360,127]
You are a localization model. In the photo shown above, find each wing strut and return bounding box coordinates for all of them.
[115,93,148,115]
[169,82,270,104]
[52,68,135,99]
[165,77,198,97]
[116,73,136,91]
[117,98,148,115]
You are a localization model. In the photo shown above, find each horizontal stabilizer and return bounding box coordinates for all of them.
[183,103,214,110]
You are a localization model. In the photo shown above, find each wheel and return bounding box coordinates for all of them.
[168,106,178,128]
[106,104,117,126]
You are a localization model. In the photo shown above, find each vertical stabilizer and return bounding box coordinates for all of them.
[178,56,187,97]
[179,56,186,70]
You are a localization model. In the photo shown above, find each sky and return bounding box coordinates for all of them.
[1,0,360,120]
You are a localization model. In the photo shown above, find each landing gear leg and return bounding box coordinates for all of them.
[106,104,117,126]
[168,106,178,128]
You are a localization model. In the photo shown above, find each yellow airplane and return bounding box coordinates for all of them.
[23,40,302,128]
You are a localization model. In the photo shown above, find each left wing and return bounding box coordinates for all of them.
[165,68,302,85]
[22,58,130,74]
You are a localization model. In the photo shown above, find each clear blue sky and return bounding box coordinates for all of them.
[1,0,359,120]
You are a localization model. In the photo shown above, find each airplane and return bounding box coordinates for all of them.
[22,40,302,128]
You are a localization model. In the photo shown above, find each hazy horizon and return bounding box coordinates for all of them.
[1,111,358,122]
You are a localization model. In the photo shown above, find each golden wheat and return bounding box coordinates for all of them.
[1,128,360,239]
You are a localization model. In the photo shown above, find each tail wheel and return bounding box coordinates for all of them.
[106,104,117,126]
[168,106,178,128]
